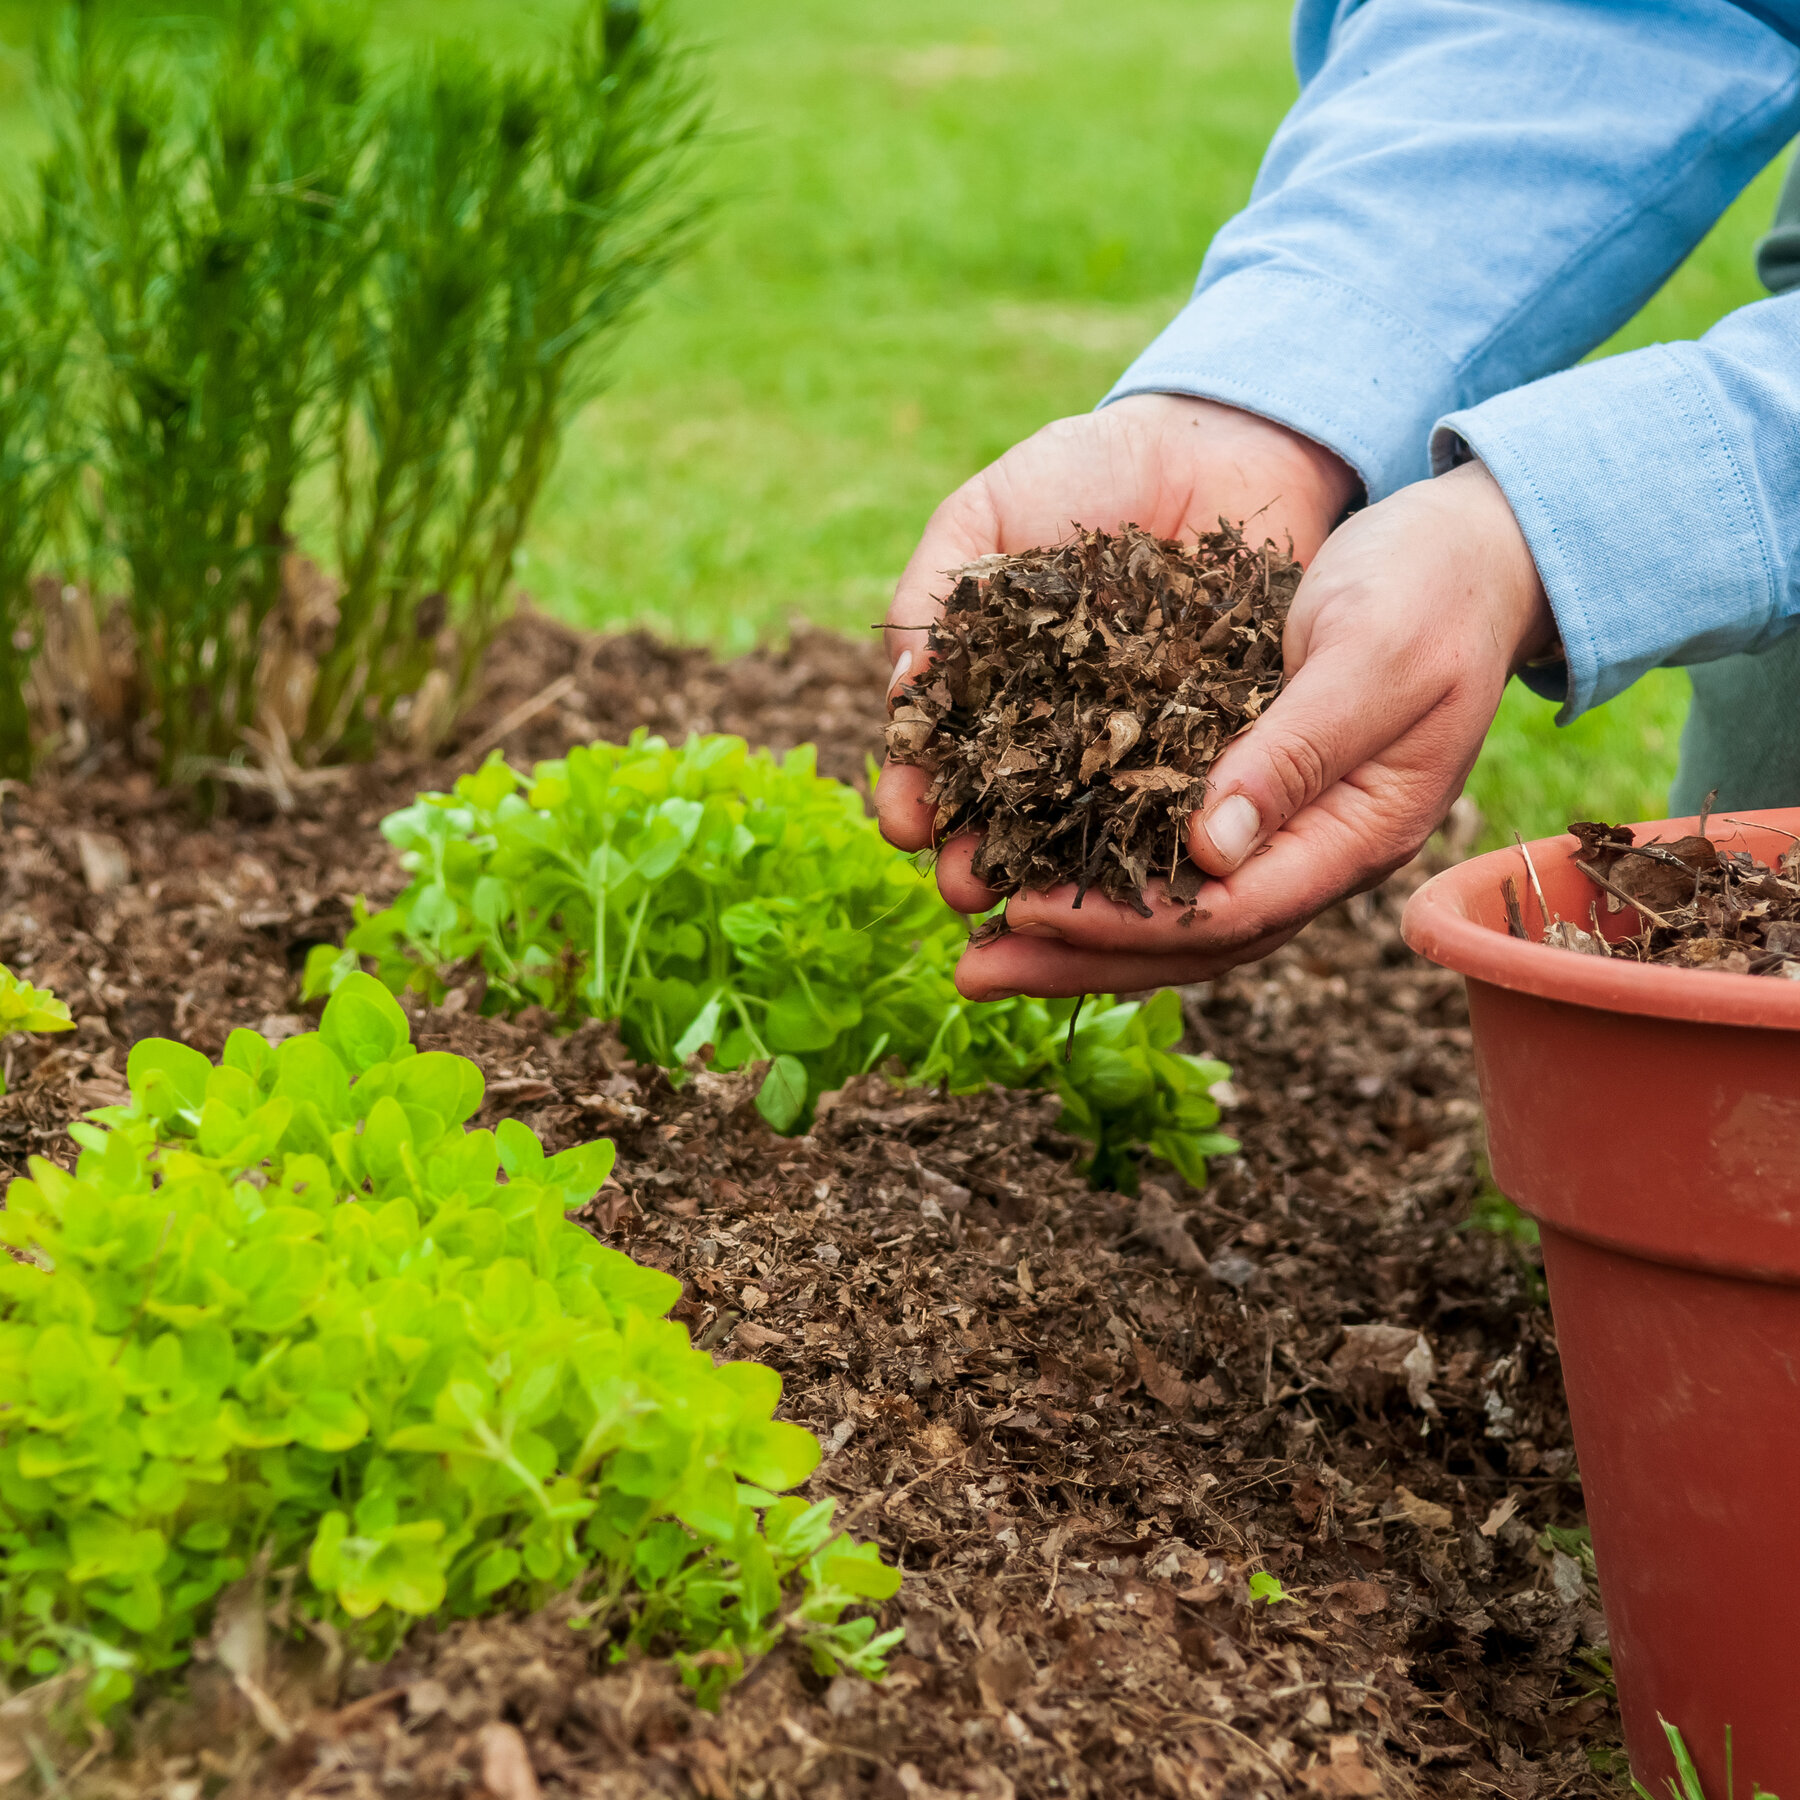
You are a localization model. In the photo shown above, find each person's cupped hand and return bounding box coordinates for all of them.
[876,409,1554,999]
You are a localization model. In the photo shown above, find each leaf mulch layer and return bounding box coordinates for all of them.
[0,611,1622,1799]
[1523,818,1800,975]
[885,524,1301,915]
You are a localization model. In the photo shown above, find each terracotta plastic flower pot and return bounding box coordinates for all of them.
[1402,808,1800,1795]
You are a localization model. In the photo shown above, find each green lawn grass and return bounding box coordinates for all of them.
[0,0,1787,843]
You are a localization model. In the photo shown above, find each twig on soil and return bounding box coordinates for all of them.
[1720,817,1800,843]
[461,671,579,763]
[1512,833,1554,932]
[1589,904,1612,954]
[1192,1715,1293,1778]
[844,1449,969,1524]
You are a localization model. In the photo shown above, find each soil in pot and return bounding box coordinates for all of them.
[1513,816,1800,976]
[884,524,1299,914]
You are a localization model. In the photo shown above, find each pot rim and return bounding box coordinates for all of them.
[1401,808,1800,1031]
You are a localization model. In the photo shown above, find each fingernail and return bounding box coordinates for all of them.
[1010,921,1066,941]
[1205,793,1262,870]
[887,650,914,698]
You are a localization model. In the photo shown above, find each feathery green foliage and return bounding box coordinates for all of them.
[29,0,702,780]
[303,733,1237,1190]
[0,974,899,1713]
[312,0,704,754]
[0,223,77,779]
[40,0,371,776]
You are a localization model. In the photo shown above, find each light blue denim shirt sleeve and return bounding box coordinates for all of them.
[1434,294,1800,717]
[1102,2,1800,475]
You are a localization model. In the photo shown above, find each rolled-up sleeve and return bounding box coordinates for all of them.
[1104,0,1800,505]
[1434,293,1800,719]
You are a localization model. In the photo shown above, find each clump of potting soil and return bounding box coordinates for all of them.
[1518,817,1800,975]
[885,523,1301,914]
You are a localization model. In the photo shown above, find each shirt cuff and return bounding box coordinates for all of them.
[1431,344,1783,723]
[1102,265,1460,503]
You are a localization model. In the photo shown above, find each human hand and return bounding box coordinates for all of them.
[875,395,1358,880]
[937,458,1557,998]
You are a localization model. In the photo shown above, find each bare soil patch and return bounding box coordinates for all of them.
[0,612,1617,1798]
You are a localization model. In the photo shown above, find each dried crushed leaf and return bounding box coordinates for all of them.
[1551,819,1800,977]
[886,524,1301,912]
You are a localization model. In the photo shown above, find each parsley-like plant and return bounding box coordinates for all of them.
[306,734,1237,1189]
[0,966,75,1093]
[0,975,899,1713]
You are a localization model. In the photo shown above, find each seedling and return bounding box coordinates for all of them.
[305,734,1239,1189]
[0,965,74,1092]
[0,975,899,1713]
[1632,1719,1779,1800]
[1247,1571,1292,1605]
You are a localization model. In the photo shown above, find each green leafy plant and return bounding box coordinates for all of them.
[310,1,704,754]
[0,225,77,780]
[40,0,373,778]
[0,965,75,1094]
[1246,1570,1291,1605]
[303,733,1238,1189]
[28,0,702,781]
[1633,1719,1779,1800]
[0,973,899,1714]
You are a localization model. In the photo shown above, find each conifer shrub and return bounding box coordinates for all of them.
[26,0,703,780]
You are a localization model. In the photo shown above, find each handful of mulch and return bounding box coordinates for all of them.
[1515,816,1800,976]
[885,523,1300,915]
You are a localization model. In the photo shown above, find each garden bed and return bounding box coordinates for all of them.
[0,615,1616,1798]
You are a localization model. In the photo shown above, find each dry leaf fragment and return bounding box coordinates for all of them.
[1390,1486,1454,1532]
[1109,764,1198,793]
[1302,1735,1383,1797]
[1127,1182,1212,1275]
[732,1319,788,1351]
[1132,1339,1191,1411]
[1330,1323,1438,1413]
[975,1641,1035,1713]
[76,829,131,895]
[1478,1493,1522,1539]
[1323,1579,1388,1617]
[478,1720,543,1800]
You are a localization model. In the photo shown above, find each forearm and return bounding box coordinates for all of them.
[1106,0,1800,501]
[1434,291,1800,720]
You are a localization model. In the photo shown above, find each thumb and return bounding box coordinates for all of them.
[1187,640,1421,876]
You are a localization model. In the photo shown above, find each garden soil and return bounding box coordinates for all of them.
[0,610,1618,1799]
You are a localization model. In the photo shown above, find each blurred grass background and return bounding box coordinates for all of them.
[0,0,1786,842]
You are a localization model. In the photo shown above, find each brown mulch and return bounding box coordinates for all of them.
[0,611,1619,1799]
[1532,817,1800,975]
[886,524,1299,912]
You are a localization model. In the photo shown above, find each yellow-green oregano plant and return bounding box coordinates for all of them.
[306,734,1238,1191]
[0,975,899,1713]
[0,965,75,1092]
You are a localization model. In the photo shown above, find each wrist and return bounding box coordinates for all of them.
[1439,459,1557,667]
